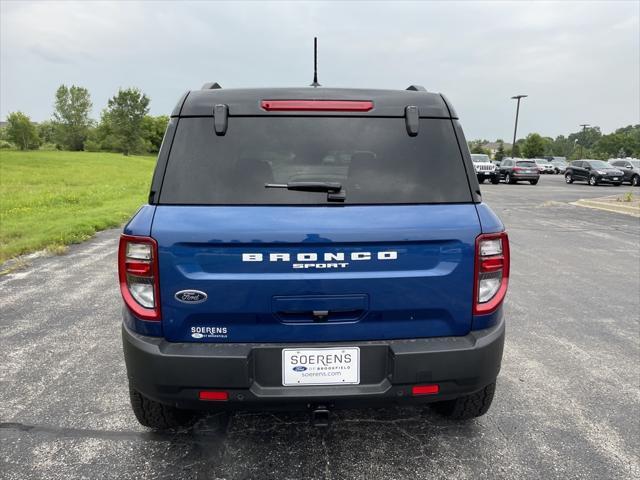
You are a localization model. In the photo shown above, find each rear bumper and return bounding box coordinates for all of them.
[512,173,539,180]
[122,316,505,410]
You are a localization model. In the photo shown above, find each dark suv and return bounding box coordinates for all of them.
[119,84,509,429]
[564,160,624,186]
[498,158,539,185]
[609,159,640,186]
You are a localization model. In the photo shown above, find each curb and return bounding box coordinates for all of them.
[571,199,640,217]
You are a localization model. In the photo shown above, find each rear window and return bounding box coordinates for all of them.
[516,161,536,167]
[158,117,472,205]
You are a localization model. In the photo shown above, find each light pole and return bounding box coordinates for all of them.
[510,95,527,158]
[579,123,590,159]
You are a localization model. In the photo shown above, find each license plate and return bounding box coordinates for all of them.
[282,347,360,386]
[484,172,490,175]
[613,177,619,180]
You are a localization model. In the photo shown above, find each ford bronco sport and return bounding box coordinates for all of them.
[120,84,509,429]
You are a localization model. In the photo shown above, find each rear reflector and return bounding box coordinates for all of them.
[261,100,373,112]
[412,384,440,396]
[199,391,229,401]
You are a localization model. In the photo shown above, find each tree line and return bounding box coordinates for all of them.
[0,85,168,155]
[469,125,640,161]
[2,86,638,161]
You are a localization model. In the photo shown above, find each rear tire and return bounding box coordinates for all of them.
[478,178,485,184]
[432,382,496,420]
[632,175,639,187]
[129,385,196,430]
[589,175,598,186]
[491,177,500,185]
[505,173,514,184]
[565,173,573,184]
[529,179,539,185]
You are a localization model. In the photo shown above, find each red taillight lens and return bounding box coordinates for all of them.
[261,100,374,112]
[199,391,229,401]
[118,235,161,321]
[412,384,440,396]
[513,167,522,172]
[473,232,510,315]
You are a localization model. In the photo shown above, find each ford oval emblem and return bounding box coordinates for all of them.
[175,290,208,304]
[293,366,307,372]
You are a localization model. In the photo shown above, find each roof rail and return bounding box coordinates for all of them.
[201,82,222,90]
[406,85,427,92]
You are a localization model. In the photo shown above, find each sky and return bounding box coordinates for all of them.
[1,0,638,141]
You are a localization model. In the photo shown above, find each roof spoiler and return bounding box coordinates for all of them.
[406,85,427,92]
[201,82,222,90]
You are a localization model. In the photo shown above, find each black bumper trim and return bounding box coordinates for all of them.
[123,317,505,409]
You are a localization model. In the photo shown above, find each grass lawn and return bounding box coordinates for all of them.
[0,150,155,263]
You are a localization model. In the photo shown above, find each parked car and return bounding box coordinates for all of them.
[609,158,640,186]
[119,83,509,429]
[550,157,568,174]
[564,160,624,186]
[534,158,555,174]
[499,158,540,185]
[470,153,500,184]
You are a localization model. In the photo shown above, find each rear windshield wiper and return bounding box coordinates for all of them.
[265,182,345,202]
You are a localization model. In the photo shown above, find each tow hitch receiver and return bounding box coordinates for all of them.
[311,405,331,428]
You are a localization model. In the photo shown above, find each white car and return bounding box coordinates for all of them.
[534,159,555,174]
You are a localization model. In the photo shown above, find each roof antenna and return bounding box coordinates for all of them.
[310,37,321,87]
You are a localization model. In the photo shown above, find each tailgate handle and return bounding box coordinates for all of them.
[273,294,369,324]
[277,309,365,323]
[312,310,329,320]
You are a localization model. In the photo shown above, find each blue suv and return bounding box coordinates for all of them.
[119,84,509,429]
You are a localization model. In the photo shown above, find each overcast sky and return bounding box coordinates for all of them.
[1,1,638,140]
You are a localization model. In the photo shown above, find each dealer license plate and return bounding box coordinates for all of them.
[282,347,360,386]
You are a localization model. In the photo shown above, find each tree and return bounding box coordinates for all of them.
[494,139,506,162]
[522,133,545,158]
[141,115,169,152]
[468,140,490,155]
[37,120,57,145]
[5,112,40,150]
[53,84,93,150]
[593,125,640,158]
[103,88,150,155]
[549,135,575,158]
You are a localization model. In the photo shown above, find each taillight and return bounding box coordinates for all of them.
[260,100,374,112]
[513,167,522,172]
[118,235,161,321]
[473,232,510,315]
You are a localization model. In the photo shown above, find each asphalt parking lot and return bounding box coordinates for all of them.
[1,174,638,480]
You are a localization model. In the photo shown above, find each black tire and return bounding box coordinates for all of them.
[129,385,196,430]
[565,173,573,184]
[478,178,485,184]
[613,182,622,187]
[589,175,598,186]
[491,177,500,185]
[632,175,640,187]
[432,382,496,420]
[529,179,539,185]
[505,173,514,184]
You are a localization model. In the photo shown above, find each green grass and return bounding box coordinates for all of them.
[0,150,155,263]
